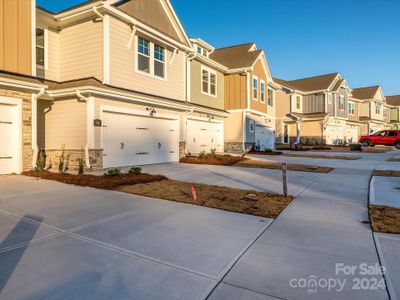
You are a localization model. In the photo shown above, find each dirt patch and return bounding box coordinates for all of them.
[236,159,333,173]
[276,145,389,153]
[387,158,400,162]
[118,180,292,218]
[22,171,166,189]
[250,151,284,156]
[372,170,400,177]
[180,155,247,166]
[369,205,400,234]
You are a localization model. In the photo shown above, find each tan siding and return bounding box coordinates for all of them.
[37,98,87,149]
[190,60,224,110]
[46,28,60,81]
[0,0,32,75]
[224,74,246,110]
[249,60,268,113]
[109,16,185,101]
[224,111,243,143]
[59,20,103,81]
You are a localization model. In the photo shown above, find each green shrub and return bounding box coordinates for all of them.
[350,143,362,152]
[78,158,84,176]
[210,148,217,156]
[128,167,142,175]
[36,150,45,172]
[104,168,121,177]
[198,151,207,159]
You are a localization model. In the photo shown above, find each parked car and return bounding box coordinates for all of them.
[359,130,400,149]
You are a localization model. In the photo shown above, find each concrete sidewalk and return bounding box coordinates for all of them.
[370,176,400,208]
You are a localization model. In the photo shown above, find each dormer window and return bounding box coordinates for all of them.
[196,46,208,57]
[197,46,202,54]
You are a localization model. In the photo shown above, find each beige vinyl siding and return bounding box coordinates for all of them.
[359,101,370,117]
[224,74,247,110]
[190,60,224,110]
[224,111,244,143]
[109,16,185,101]
[45,27,60,81]
[37,98,87,149]
[59,20,103,81]
[347,100,359,122]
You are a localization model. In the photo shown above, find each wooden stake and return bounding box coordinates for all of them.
[282,163,288,197]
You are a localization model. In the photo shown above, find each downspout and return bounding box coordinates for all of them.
[184,108,195,154]
[76,91,92,169]
[32,88,46,169]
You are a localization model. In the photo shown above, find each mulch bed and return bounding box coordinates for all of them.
[372,170,400,177]
[282,153,360,160]
[250,151,284,155]
[118,180,293,219]
[180,155,247,166]
[22,171,166,189]
[276,145,389,153]
[369,205,400,234]
[235,160,333,173]
[387,158,400,162]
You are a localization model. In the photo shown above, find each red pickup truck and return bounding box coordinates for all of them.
[359,130,400,149]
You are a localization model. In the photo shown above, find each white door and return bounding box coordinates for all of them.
[0,104,18,174]
[325,125,345,145]
[187,119,224,154]
[345,127,359,144]
[255,125,275,150]
[102,111,179,168]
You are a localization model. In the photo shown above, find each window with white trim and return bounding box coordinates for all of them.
[36,28,46,68]
[328,93,332,104]
[296,96,301,109]
[375,102,381,114]
[383,108,388,118]
[267,89,273,106]
[201,67,217,96]
[348,101,355,115]
[154,44,165,78]
[339,95,345,110]
[138,37,150,73]
[260,81,265,103]
[249,120,255,133]
[253,76,258,100]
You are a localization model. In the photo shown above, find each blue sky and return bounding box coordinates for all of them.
[37,0,400,95]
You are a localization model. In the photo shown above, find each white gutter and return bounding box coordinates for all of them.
[76,91,92,169]
[32,88,46,168]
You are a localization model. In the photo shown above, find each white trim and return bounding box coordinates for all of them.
[0,97,23,174]
[281,123,290,144]
[260,80,265,103]
[35,27,49,71]
[252,75,258,101]
[200,65,217,97]
[103,14,110,84]
[348,100,355,115]
[246,72,250,109]
[186,55,191,102]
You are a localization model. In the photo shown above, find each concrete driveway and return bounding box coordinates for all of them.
[0,176,272,299]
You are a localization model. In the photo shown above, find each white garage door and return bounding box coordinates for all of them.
[345,127,359,144]
[325,125,345,145]
[187,119,224,154]
[255,125,275,151]
[102,111,179,168]
[0,104,18,174]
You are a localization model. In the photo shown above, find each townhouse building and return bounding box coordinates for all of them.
[351,86,390,135]
[386,95,400,130]
[209,43,277,152]
[0,0,232,174]
[274,73,358,145]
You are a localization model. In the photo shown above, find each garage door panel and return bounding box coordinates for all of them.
[0,104,18,174]
[102,111,179,168]
[255,125,274,151]
[187,119,224,154]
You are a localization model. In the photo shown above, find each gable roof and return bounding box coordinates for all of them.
[351,86,381,100]
[273,73,340,92]
[273,77,298,90]
[209,43,262,69]
[114,0,191,47]
[386,95,400,106]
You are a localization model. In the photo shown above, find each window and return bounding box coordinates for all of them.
[138,37,150,73]
[348,101,355,115]
[203,49,208,57]
[387,131,398,137]
[249,120,255,133]
[339,95,345,110]
[154,45,165,78]
[296,96,301,109]
[253,77,258,100]
[201,67,217,96]
[328,93,332,104]
[260,81,265,103]
[268,89,273,106]
[383,108,388,118]
[196,46,208,57]
[197,46,202,54]
[36,28,45,68]
[375,102,381,114]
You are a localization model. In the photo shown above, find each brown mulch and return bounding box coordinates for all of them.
[369,205,400,234]
[282,153,360,160]
[118,180,293,219]
[372,170,400,177]
[180,155,247,166]
[250,151,284,156]
[22,171,167,189]
[235,159,333,173]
